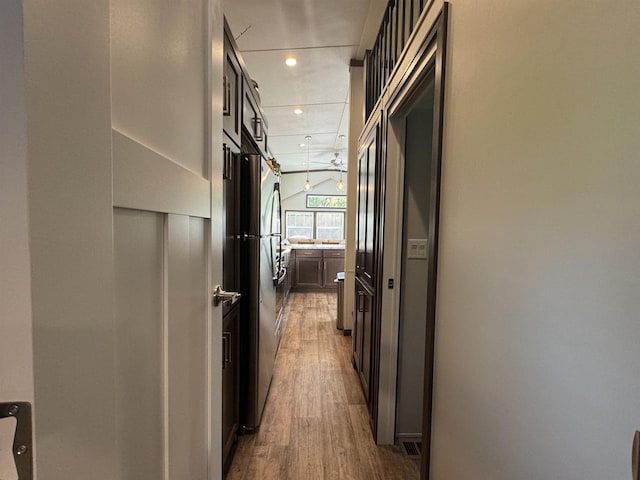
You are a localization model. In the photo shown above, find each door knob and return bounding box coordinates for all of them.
[212,285,241,306]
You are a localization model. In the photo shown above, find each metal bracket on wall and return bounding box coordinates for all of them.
[0,402,33,479]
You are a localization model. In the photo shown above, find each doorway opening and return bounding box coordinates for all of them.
[395,76,436,448]
[377,52,446,480]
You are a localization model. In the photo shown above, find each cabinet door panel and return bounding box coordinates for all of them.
[223,34,242,146]
[295,257,322,288]
[353,289,364,373]
[356,149,367,273]
[360,292,372,401]
[323,257,344,288]
[363,126,378,284]
[222,305,240,470]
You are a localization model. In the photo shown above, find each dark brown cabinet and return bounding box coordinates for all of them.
[294,250,322,288]
[223,31,242,148]
[353,115,382,437]
[323,257,344,289]
[356,123,379,285]
[353,277,375,404]
[242,80,268,158]
[291,249,345,291]
[222,303,240,472]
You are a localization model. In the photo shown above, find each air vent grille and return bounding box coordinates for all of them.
[402,441,421,457]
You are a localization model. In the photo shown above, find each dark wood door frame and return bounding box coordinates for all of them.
[384,4,448,479]
[421,7,448,480]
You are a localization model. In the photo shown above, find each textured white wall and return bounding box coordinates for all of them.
[23,0,116,477]
[111,0,209,177]
[428,1,640,478]
[0,0,34,405]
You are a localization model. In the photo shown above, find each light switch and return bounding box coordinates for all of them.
[407,238,428,259]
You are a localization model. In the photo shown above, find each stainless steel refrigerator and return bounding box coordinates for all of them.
[240,153,282,430]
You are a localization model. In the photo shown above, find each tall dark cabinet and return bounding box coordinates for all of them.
[222,17,275,474]
[353,118,383,436]
[221,131,241,472]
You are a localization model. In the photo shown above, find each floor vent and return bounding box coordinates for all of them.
[402,441,421,457]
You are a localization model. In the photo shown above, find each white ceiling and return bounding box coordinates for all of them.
[224,0,383,172]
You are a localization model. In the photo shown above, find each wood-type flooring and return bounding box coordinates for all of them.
[227,292,420,480]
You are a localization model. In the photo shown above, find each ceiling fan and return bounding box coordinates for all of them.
[311,152,347,171]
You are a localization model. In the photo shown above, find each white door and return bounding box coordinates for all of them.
[110,0,223,477]
[13,0,226,478]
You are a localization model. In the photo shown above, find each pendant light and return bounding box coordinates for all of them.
[336,134,345,191]
[303,135,312,191]
[336,170,345,191]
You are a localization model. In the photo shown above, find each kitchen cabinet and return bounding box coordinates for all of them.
[291,249,345,291]
[293,250,322,289]
[353,113,383,438]
[222,134,241,318]
[223,19,268,159]
[356,123,380,285]
[323,250,345,289]
[242,80,268,158]
[223,30,242,147]
[222,303,240,473]
[353,277,374,403]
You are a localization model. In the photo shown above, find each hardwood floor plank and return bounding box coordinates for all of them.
[227,292,420,480]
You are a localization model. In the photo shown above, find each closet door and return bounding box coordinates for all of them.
[111,0,221,477]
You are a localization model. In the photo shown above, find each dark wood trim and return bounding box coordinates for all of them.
[371,112,387,441]
[420,4,448,480]
[350,59,364,68]
[342,329,352,337]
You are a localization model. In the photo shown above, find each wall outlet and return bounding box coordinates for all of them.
[407,238,428,259]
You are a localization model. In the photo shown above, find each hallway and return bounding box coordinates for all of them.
[227,292,419,480]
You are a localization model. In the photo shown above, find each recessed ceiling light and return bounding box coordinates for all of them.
[294,108,303,115]
[299,143,306,147]
[285,57,297,67]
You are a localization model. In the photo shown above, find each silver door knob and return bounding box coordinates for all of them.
[212,285,242,306]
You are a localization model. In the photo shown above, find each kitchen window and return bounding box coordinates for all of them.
[285,210,345,241]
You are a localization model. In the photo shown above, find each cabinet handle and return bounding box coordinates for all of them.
[222,333,229,369]
[357,292,366,312]
[223,75,231,116]
[222,145,230,180]
[254,117,263,141]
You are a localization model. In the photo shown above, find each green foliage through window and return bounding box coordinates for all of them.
[306,195,347,209]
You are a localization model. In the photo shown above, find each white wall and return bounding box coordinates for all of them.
[0,0,34,407]
[345,65,365,332]
[424,1,640,478]
[280,170,348,214]
[23,0,116,478]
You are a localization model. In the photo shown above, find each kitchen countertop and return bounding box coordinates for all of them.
[284,244,345,250]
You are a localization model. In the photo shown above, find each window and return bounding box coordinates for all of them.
[285,211,346,241]
[306,195,347,209]
[285,211,314,239]
[316,212,344,241]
